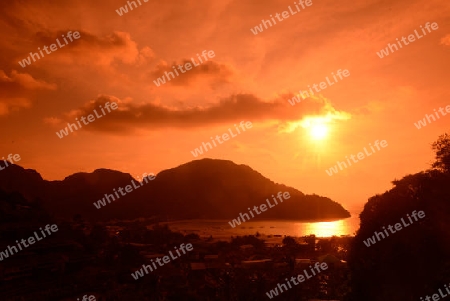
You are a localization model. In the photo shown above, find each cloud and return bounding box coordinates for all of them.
[0,70,56,115]
[0,70,56,90]
[30,30,150,66]
[150,57,234,87]
[43,116,63,126]
[0,98,31,116]
[46,93,350,133]
[440,34,450,46]
[138,46,155,65]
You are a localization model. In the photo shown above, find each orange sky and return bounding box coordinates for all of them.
[1,0,449,212]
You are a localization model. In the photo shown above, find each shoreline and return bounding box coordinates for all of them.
[156,217,358,239]
[161,216,352,224]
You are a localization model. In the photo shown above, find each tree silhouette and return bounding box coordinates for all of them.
[282,236,297,247]
[431,133,450,173]
[346,133,450,301]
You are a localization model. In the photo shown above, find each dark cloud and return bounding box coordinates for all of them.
[30,30,142,65]
[47,93,348,133]
[150,58,233,87]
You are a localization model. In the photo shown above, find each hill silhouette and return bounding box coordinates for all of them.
[0,158,350,221]
[347,133,450,301]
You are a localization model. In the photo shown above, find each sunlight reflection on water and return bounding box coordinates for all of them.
[302,220,351,237]
[162,214,360,238]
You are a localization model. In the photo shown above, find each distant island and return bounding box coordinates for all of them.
[0,158,350,221]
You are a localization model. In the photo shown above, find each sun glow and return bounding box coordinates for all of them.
[301,117,330,140]
[304,220,348,237]
[310,123,328,140]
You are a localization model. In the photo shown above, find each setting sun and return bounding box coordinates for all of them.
[310,123,328,140]
[1,0,449,299]
[300,117,331,141]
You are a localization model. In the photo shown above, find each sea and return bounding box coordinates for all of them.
[160,210,361,239]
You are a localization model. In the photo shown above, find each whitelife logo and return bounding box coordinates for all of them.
[228,192,290,228]
[55,102,118,139]
[153,50,215,87]
[363,210,425,247]
[115,0,149,16]
[93,172,155,209]
[325,140,388,176]
[376,22,439,58]
[250,0,313,35]
[0,154,21,171]
[419,283,450,301]
[190,121,252,158]
[0,224,59,261]
[131,243,193,280]
[18,31,81,68]
[266,262,328,298]
[414,105,450,129]
[288,69,350,106]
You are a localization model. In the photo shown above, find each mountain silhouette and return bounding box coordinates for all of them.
[0,159,350,221]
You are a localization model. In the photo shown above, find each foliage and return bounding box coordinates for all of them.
[431,133,450,172]
[346,133,450,301]
[282,236,297,247]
